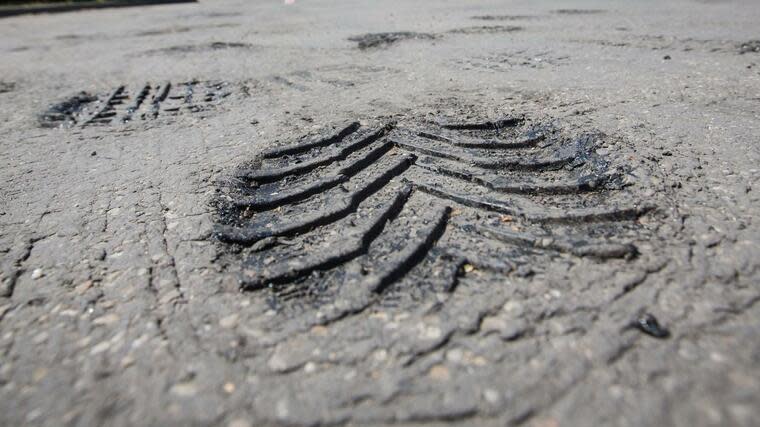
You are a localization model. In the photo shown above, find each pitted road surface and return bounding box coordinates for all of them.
[1,1,760,426]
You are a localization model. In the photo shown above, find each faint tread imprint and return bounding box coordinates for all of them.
[215,117,655,309]
[39,80,232,128]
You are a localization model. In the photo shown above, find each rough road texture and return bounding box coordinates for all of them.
[1,1,759,426]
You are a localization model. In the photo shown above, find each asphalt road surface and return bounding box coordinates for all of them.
[1,0,759,426]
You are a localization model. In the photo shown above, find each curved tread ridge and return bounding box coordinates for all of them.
[417,129,545,149]
[216,153,414,244]
[240,185,413,290]
[261,121,361,158]
[361,205,451,294]
[391,133,578,171]
[239,124,392,183]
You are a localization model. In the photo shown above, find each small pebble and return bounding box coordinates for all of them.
[632,313,670,338]
[483,388,500,404]
[93,313,119,326]
[223,382,236,394]
[219,314,239,329]
[170,382,198,397]
[428,364,450,381]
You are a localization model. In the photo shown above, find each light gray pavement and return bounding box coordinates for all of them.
[1,0,760,426]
